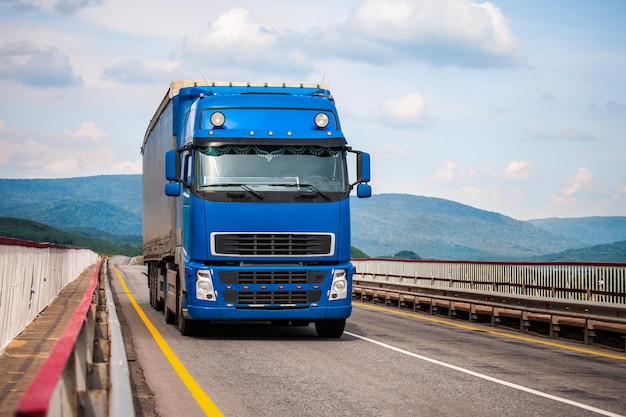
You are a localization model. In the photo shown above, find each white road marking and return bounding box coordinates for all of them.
[344,331,624,417]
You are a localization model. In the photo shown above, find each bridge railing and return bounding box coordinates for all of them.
[0,237,100,350]
[352,259,626,304]
[14,259,135,417]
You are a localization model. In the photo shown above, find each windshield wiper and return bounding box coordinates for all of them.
[205,183,264,200]
[270,183,331,201]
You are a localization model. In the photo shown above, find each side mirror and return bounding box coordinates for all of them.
[357,183,371,198]
[165,182,181,196]
[357,152,371,183]
[165,150,179,181]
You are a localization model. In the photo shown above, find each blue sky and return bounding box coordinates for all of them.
[0,0,624,220]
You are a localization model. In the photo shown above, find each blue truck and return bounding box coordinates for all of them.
[141,81,371,337]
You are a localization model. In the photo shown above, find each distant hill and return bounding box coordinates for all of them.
[529,240,626,263]
[351,194,586,260]
[0,217,141,256]
[527,217,626,246]
[1,175,624,261]
[0,175,141,235]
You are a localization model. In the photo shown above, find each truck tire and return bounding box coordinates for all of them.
[164,282,177,324]
[164,302,176,324]
[177,285,198,336]
[315,319,346,338]
[149,264,157,309]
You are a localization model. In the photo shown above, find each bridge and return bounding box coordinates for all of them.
[1,240,625,417]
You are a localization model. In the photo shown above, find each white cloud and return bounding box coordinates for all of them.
[175,8,311,80]
[613,184,626,200]
[0,40,82,87]
[434,161,475,182]
[64,121,108,143]
[563,167,593,196]
[551,167,594,206]
[504,160,532,180]
[372,92,429,128]
[0,120,138,178]
[324,0,524,67]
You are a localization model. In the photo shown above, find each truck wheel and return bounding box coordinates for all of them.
[149,265,157,309]
[164,285,176,324]
[164,304,176,324]
[177,286,197,336]
[178,316,195,336]
[315,319,346,338]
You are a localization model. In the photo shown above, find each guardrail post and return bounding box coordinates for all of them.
[584,319,595,345]
[469,304,478,323]
[549,315,560,339]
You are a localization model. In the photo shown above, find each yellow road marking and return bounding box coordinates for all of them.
[111,264,224,417]
[354,301,626,361]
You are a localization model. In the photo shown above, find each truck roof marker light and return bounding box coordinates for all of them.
[314,113,329,128]
[210,111,225,127]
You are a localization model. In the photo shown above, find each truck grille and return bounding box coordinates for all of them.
[212,233,333,256]
[223,290,322,305]
[220,270,325,285]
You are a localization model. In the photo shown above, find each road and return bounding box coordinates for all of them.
[109,257,626,417]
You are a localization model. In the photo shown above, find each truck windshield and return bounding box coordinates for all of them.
[196,145,347,193]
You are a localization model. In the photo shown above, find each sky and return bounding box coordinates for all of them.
[0,0,625,221]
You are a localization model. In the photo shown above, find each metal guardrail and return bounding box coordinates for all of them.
[352,259,626,304]
[103,260,135,417]
[352,259,626,351]
[14,260,135,417]
[353,277,626,325]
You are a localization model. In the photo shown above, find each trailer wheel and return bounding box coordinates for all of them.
[315,319,346,338]
[148,264,157,309]
[164,281,177,324]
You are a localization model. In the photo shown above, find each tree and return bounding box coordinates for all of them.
[351,246,370,258]
[393,250,421,260]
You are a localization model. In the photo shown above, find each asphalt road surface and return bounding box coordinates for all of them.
[109,257,626,417]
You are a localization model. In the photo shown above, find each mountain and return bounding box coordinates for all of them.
[0,217,141,256]
[1,175,623,261]
[351,194,586,260]
[527,217,626,246]
[529,240,626,263]
[0,175,141,235]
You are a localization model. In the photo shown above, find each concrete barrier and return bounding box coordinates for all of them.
[0,237,99,351]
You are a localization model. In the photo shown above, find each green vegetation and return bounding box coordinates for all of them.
[530,241,626,263]
[350,246,370,258]
[0,217,141,256]
[392,250,422,260]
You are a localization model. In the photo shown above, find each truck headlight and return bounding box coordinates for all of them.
[196,269,217,300]
[314,112,329,128]
[210,111,226,127]
[329,269,348,300]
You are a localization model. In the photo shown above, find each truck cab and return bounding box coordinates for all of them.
[143,81,371,338]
